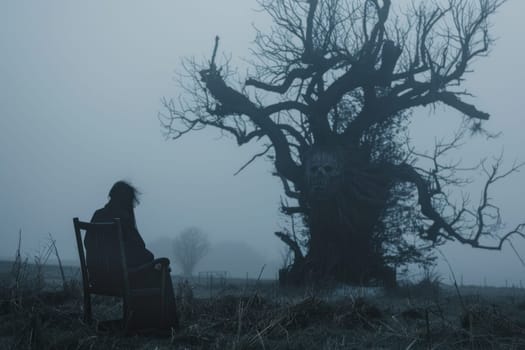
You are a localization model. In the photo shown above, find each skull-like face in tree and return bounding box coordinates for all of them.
[305,148,343,201]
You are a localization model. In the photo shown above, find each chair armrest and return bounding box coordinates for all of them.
[128,258,170,274]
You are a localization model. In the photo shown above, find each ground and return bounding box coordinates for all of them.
[1,261,525,349]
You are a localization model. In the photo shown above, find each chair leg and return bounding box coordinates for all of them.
[122,297,133,334]
[160,268,167,328]
[123,298,128,326]
[84,293,92,324]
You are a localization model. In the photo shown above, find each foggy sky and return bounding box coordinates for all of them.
[1,1,524,284]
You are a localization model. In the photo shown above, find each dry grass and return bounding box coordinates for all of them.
[1,238,525,350]
[2,270,525,350]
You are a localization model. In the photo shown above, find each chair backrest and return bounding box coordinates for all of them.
[73,217,130,297]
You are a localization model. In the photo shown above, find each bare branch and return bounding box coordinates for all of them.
[393,156,525,250]
[275,231,304,261]
[234,144,273,176]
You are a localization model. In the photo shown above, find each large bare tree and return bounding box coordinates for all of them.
[161,0,524,286]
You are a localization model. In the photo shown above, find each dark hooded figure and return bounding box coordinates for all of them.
[85,181,178,330]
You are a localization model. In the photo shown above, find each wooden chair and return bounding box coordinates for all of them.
[73,217,170,330]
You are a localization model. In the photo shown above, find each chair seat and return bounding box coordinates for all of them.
[128,258,170,274]
[89,286,123,297]
[129,288,163,297]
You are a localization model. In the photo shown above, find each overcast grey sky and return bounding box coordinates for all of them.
[1,1,524,284]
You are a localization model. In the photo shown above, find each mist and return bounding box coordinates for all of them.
[1,1,524,284]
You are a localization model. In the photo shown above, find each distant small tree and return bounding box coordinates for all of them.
[173,227,210,277]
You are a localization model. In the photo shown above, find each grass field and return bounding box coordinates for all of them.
[1,260,525,349]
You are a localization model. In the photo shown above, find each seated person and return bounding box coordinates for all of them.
[85,180,178,330]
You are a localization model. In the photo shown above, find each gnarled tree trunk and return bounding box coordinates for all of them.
[279,145,396,287]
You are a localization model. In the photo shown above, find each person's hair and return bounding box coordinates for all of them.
[108,181,141,208]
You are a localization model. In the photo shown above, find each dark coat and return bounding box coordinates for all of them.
[85,203,154,277]
[84,202,179,330]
